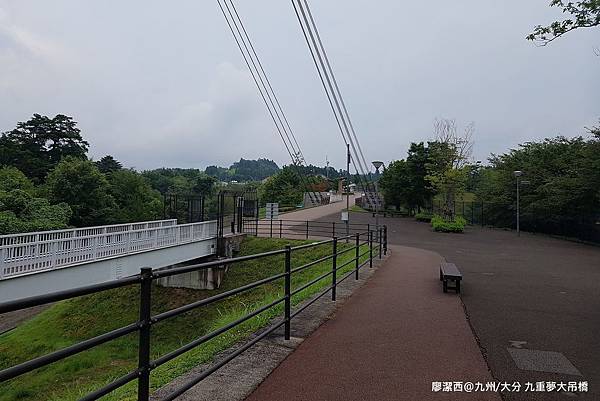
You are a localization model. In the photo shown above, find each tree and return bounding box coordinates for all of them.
[46,157,116,227]
[406,142,435,212]
[378,160,412,211]
[108,169,162,223]
[0,114,89,181]
[230,158,280,181]
[142,168,216,195]
[527,0,600,45]
[474,136,600,235]
[259,166,303,206]
[193,175,217,195]
[0,189,71,234]
[0,167,34,193]
[95,155,123,174]
[426,119,474,217]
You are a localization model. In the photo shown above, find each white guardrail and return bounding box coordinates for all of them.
[0,220,217,280]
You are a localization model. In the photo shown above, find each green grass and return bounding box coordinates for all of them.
[349,205,367,212]
[0,236,369,401]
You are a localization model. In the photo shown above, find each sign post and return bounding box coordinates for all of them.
[265,203,279,220]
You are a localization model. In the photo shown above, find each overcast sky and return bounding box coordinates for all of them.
[1,1,598,171]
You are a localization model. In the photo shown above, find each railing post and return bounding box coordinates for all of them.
[355,233,360,280]
[270,218,273,238]
[279,220,283,238]
[369,230,373,268]
[137,267,153,401]
[332,237,338,301]
[306,221,309,239]
[284,246,291,340]
[481,202,484,227]
[383,225,388,256]
[378,228,383,259]
[332,221,336,238]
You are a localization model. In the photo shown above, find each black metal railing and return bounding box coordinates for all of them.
[242,218,376,240]
[0,224,387,401]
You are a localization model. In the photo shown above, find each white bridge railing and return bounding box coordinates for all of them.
[0,220,217,280]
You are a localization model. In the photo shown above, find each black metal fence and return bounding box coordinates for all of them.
[427,200,600,243]
[217,189,258,238]
[0,223,387,401]
[242,218,379,241]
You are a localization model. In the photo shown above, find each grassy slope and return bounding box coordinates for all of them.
[0,236,369,401]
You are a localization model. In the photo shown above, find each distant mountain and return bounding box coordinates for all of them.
[204,159,344,183]
[205,158,280,182]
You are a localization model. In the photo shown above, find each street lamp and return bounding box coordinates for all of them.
[513,171,524,236]
[372,161,384,230]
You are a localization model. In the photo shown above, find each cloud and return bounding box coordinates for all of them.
[0,0,598,171]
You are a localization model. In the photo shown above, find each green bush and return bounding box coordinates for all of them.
[431,215,467,233]
[415,212,433,222]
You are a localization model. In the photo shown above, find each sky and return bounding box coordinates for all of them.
[0,1,598,171]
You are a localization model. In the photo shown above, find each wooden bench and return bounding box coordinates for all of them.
[439,262,462,293]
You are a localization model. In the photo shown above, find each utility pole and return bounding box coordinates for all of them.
[372,161,384,230]
[345,144,350,241]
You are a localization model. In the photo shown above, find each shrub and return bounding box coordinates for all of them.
[415,212,433,222]
[431,215,467,233]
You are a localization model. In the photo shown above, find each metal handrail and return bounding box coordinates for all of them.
[0,220,215,249]
[0,220,217,280]
[0,219,178,244]
[0,222,387,401]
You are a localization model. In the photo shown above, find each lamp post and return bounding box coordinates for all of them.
[344,144,350,241]
[372,161,384,229]
[513,171,530,236]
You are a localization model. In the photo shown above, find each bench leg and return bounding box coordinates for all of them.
[443,279,448,293]
[455,280,461,294]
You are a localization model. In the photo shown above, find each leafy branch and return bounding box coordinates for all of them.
[527,0,600,45]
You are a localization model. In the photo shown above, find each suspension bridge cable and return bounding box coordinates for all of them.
[303,0,371,176]
[229,1,307,165]
[217,0,322,204]
[223,0,322,203]
[292,0,375,199]
[222,0,301,162]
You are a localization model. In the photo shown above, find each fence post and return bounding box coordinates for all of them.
[279,220,283,238]
[137,267,153,401]
[284,246,291,340]
[378,228,383,259]
[332,238,338,301]
[383,225,388,256]
[355,233,360,280]
[306,221,309,239]
[369,230,373,268]
[255,201,259,236]
[332,222,336,238]
[481,202,485,227]
[270,218,273,238]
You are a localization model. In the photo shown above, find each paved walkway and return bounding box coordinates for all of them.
[279,196,355,221]
[246,245,500,401]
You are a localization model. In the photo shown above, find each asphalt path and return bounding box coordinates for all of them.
[312,212,600,401]
[247,245,500,401]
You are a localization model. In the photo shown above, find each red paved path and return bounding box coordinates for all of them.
[246,245,500,401]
